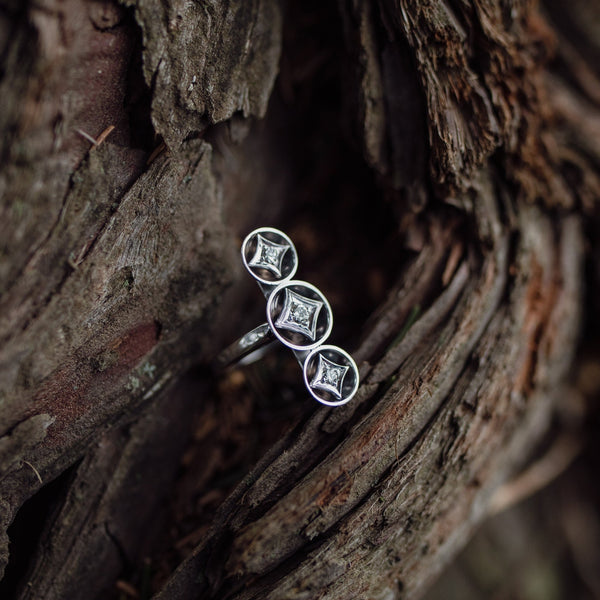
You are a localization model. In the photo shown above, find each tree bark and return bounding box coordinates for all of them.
[0,0,597,598]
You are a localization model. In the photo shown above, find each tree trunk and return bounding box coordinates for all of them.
[0,0,597,598]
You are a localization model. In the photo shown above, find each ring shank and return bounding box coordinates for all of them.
[214,323,275,369]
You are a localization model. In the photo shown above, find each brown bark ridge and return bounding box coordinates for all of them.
[0,0,597,598]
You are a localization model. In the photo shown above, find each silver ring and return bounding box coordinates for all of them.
[217,227,359,406]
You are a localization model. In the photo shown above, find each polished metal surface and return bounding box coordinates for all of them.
[241,227,298,293]
[267,280,333,351]
[217,227,359,406]
[303,345,359,406]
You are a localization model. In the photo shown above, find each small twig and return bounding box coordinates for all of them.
[76,125,115,148]
[23,460,43,484]
[67,239,94,270]
[95,125,115,146]
[76,128,99,145]
[442,241,464,286]
[489,433,582,515]
[146,141,167,165]
[116,580,139,598]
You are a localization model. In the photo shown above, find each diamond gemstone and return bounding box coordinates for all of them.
[291,303,310,327]
[310,354,349,399]
[275,288,323,340]
[248,234,290,278]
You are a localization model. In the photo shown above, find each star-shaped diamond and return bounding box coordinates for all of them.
[248,234,290,278]
[275,288,323,340]
[310,354,349,399]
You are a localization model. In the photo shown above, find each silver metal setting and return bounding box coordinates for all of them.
[267,280,332,351]
[275,288,324,341]
[303,345,359,406]
[242,227,298,287]
[248,234,289,278]
[310,354,349,399]
[217,227,359,407]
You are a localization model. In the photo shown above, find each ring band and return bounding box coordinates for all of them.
[214,323,274,369]
[217,227,359,406]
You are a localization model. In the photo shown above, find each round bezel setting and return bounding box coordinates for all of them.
[266,280,333,351]
[303,345,359,406]
[241,227,298,285]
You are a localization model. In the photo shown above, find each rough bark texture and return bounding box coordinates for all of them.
[0,0,597,598]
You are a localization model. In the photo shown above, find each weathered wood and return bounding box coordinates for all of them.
[0,0,282,587]
[13,377,198,600]
[154,195,583,600]
[0,0,597,598]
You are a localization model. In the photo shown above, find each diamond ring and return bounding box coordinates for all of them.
[216,227,359,406]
